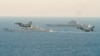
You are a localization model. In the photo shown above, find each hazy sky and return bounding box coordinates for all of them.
[0,0,100,17]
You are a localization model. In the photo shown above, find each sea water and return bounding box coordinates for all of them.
[0,17,100,56]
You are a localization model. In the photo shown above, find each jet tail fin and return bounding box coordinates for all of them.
[28,21,32,27]
[28,22,32,25]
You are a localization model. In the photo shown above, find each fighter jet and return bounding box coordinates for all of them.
[15,21,32,27]
[77,24,95,32]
